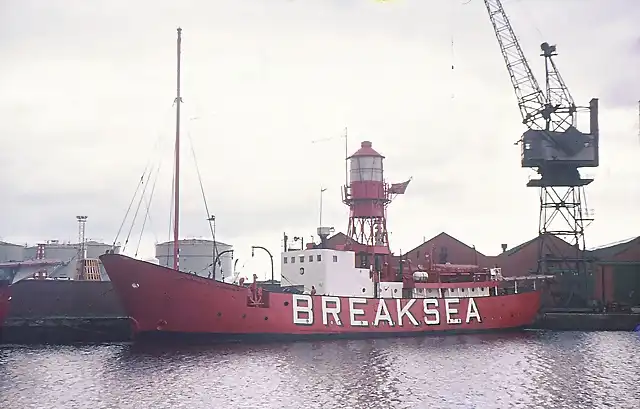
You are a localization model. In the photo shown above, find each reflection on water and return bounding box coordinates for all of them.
[1,331,639,409]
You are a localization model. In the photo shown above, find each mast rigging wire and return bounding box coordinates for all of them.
[135,160,163,257]
[112,134,165,249]
[186,128,219,278]
[122,165,157,252]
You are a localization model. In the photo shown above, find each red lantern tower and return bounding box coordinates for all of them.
[342,141,410,279]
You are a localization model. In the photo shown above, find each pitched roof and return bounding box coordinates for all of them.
[501,233,575,257]
[589,236,640,259]
[404,232,486,256]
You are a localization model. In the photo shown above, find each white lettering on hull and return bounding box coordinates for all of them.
[322,296,342,326]
[397,299,419,326]
[373,299,394,326]
[292,294,313,325]
[290,296,483,327]
[466,297,481,323]
[349,298,368,326]
[445,298,461,324]
[423,299,440,325]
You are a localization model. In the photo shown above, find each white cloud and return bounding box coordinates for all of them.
[1,0,638,270]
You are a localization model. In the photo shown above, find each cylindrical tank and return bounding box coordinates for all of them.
[26,242,76,261]
[0,241,25,262]
[155,239,234,280]
[413,271,429,282]
[24,241,117,261]
[85,241,119,258]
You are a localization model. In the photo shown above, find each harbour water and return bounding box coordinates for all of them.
[1,331,639,409]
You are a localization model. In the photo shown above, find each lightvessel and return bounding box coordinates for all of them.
[100,28,549,342]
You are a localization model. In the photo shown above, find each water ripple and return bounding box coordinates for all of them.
[1,331,639,409]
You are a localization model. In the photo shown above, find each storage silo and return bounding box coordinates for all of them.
[25,240,118,261]
[27,240,77,261]
[155,239,233,281]
[85,241,119,258]
[0,241,25,262]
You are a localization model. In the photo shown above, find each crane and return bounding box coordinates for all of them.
[483,0,599,304]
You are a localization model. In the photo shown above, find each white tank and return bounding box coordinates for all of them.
[24,240,117,261]
[155,239,233,280]
[0,241,25,262]
[413,271,429,282]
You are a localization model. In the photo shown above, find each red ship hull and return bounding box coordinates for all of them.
[101,254,542,342]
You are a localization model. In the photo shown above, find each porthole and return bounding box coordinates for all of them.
[284,301,289,306]
[299,267,305,275]
[362,288,366,293]
[264,316,269,320]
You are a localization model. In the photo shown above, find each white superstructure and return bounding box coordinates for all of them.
[280,248,377,297]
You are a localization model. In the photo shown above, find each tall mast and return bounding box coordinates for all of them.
[173,27,182,270]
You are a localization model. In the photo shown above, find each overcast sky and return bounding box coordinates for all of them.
[1,0,639,278]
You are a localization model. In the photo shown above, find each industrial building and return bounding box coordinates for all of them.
[156,239,234,281]
[325,231,640,310]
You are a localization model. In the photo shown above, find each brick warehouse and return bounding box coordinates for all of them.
[324,232,640,310]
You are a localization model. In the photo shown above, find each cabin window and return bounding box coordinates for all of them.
[299,267,305,275]
[333,255,338,262]
[316,254,321,262]
[284,257,288,264]
[291,257,295,263]
[299,256,304,263]
[309,255,313,262]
